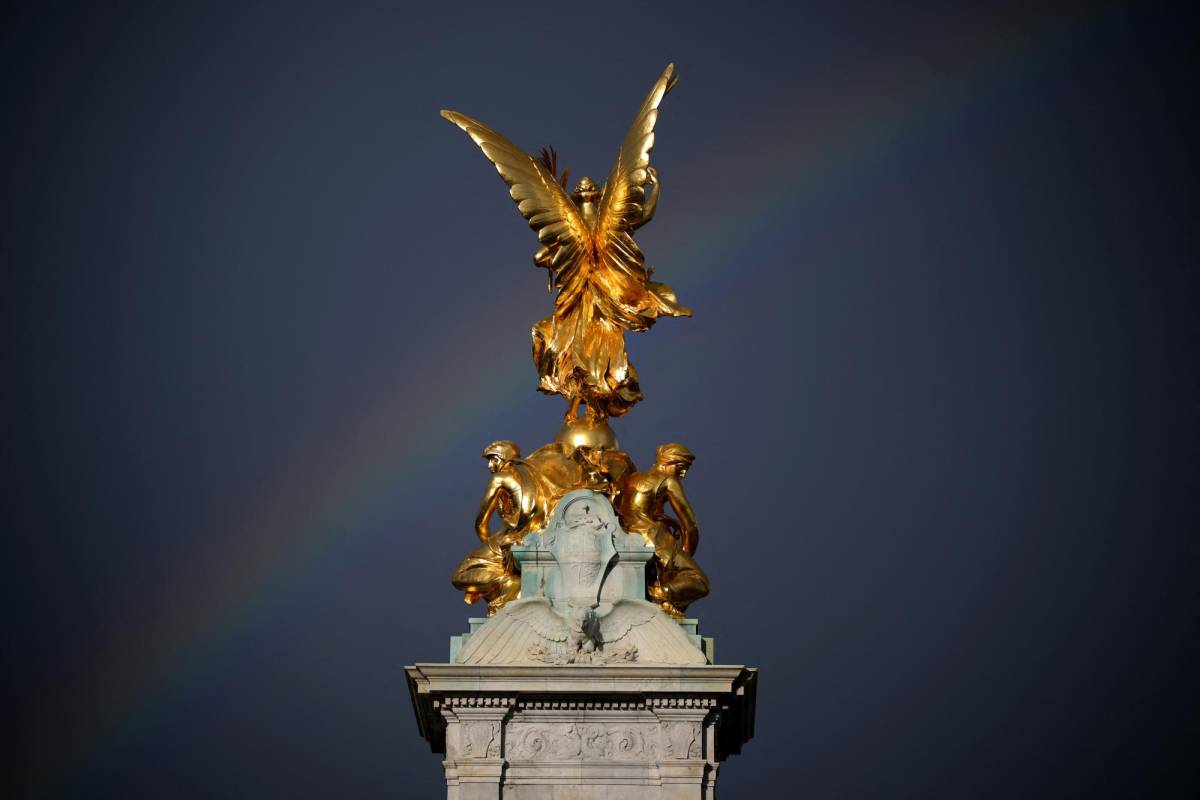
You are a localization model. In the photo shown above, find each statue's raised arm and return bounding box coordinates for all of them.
[593,65,678,262]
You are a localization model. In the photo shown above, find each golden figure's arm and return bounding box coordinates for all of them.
[662,475,699,556]
[594,64,678,276]
[440,110,590,277]
[534,245,556,293]
[634,167,659,231]
[474,477,504,543]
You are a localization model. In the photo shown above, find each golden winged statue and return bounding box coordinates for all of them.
[442,64,691,423]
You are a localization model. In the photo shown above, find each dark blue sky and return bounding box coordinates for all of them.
[5,2,1197,797]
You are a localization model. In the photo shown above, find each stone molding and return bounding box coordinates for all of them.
[443,696,517,708]
[406,663,756,797]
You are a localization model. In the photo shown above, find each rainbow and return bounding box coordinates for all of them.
[55,8,1107,792]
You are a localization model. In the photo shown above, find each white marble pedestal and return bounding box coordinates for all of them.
[405,664,757,799]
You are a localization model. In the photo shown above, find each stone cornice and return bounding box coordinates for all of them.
[405,663,757,759]
[407,663,751,692]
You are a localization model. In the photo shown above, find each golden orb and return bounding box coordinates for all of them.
[555,416,619,451]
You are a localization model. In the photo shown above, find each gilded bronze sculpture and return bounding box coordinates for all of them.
[450,441,543,614]
[615,443,709,617]
[442,64,709,617]
[413,64,758,796]
[442,64,690,423]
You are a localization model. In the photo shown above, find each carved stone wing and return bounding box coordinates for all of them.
[454,597,570,665]
[441,110,590,274]
[598,599,707,665]
[593,65,690,327]
[597,599,659,643]
[509,597,570,642]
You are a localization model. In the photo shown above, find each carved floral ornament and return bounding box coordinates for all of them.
[501,720,704,762]
[449,718,705,763]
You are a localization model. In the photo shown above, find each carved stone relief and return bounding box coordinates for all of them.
[505,723,661,762]
[460,720,501,759]
[526,639,639,665]
[662,721,700,760]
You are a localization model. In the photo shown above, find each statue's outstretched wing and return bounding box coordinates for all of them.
[598,599,707,664]
[593,65,690,326]
[441,110,590,274]
[454,597,570,665]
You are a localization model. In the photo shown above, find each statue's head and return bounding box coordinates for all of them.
[655,442,695,478]
[482,440,520,473]
[572,176,599,204]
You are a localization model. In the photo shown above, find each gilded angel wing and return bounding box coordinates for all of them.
[593,65,691,324]
[440,110,590,273]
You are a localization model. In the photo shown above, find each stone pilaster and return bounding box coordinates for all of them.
[440,695,514,800]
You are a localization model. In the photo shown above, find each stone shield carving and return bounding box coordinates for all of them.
[455,490,708,666]
[542,491,617,608]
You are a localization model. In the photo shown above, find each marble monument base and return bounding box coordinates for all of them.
[405,664,757,799]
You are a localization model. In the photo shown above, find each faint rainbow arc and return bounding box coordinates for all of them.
[61,13,1098,790]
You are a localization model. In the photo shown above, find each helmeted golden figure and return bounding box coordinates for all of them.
[441,64,690,422]
[450,441,543,614]
[615,443,709,618]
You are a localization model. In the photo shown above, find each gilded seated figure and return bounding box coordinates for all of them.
[615,443,709,617]
[450,441,547,616]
